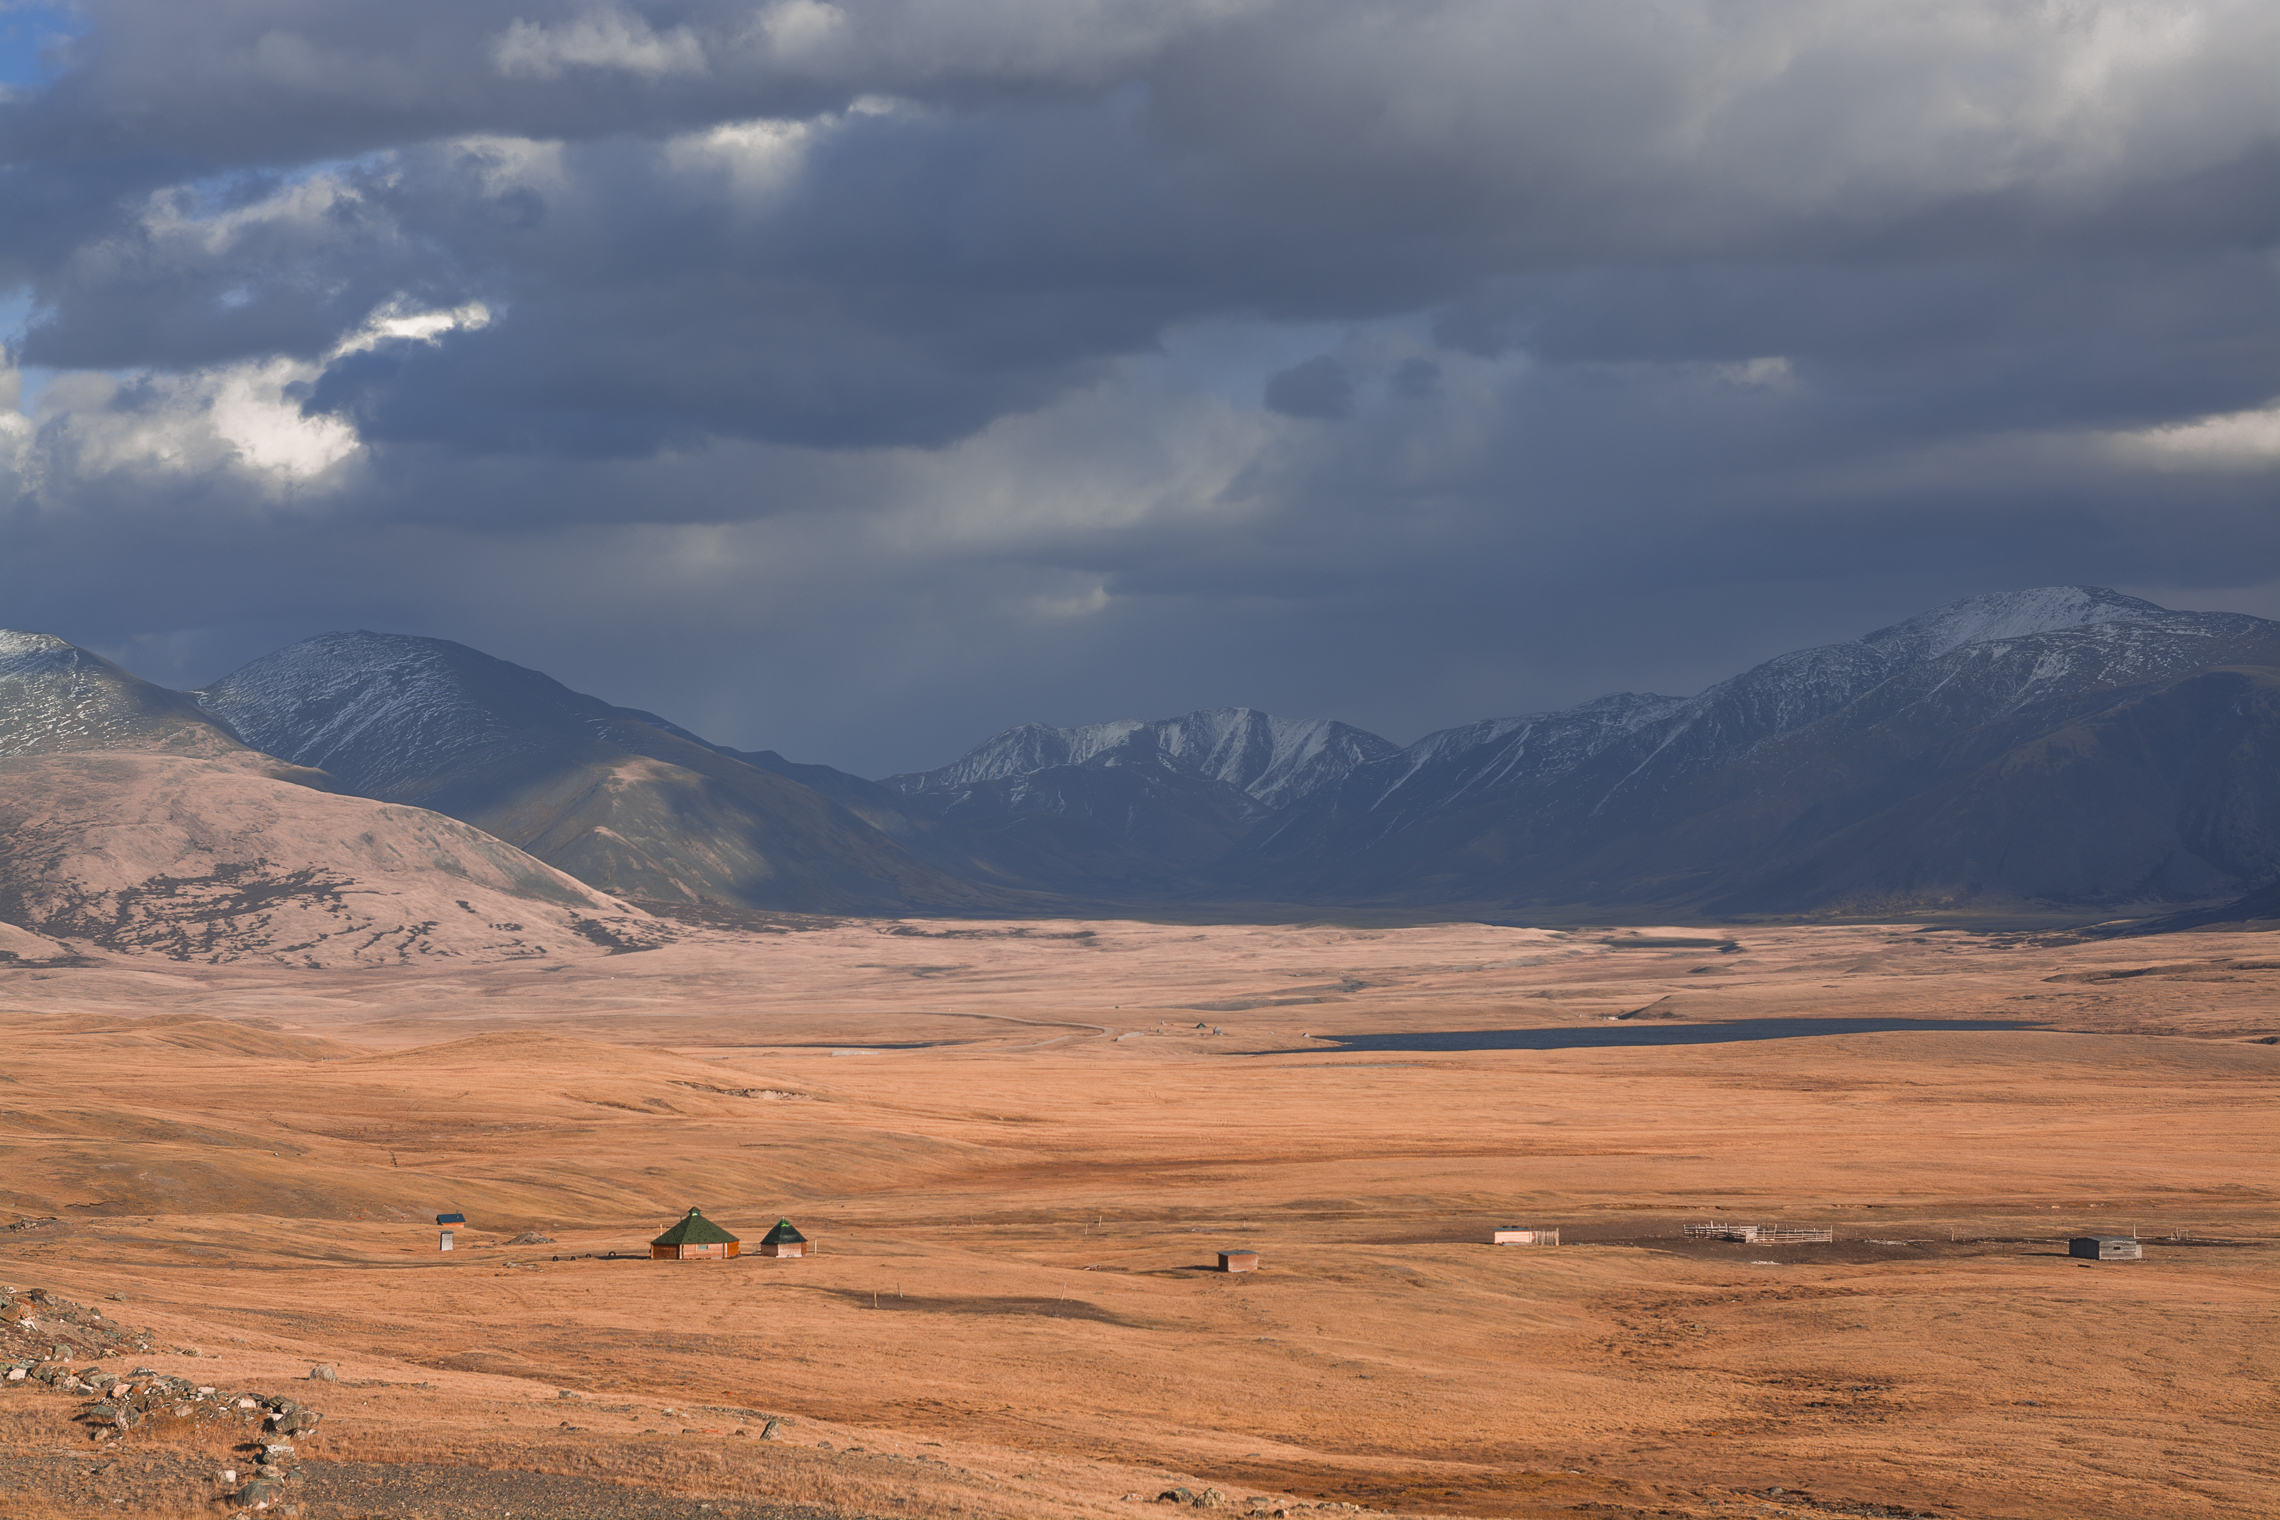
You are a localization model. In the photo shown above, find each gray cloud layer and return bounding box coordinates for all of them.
[2,1,2274,772]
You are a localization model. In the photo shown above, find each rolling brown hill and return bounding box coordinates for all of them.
[0,751,666,967]
[0,630,670,967]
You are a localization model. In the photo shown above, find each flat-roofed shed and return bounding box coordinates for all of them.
[1218,1249,1260,1273]
[2068,1236,2142,1261]
[651,1207,740,1260]
[758,1218,810,1257]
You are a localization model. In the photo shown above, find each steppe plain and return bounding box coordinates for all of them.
[1,915,2274,1520]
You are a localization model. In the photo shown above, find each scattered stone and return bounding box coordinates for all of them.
[1159,1488,1196,1504]
[760,1418,782,1440]
[1195,1489,1228,1509]
[505,1232,556,1245]
[308,1364,337,1382]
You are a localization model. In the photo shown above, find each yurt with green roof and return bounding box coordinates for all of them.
[758,1218,810,1258]
[650,1207,740,1260]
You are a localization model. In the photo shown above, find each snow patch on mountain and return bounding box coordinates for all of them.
[0,630,77,671]
[196,630,635,797]
[201,633,505,792]
[1,629,249,760]
[1860,586,2166,666]
[1345,587,2187,818]
[889,707,1399,809]
[1372,693,1685,811]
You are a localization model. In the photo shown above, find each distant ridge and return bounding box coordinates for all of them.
[877,708,1398,895]
[890,708,1399,809]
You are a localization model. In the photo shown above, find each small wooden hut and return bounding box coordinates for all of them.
[1217,1249,1259,1273]
[2068,1235,2141,1261]
[1492,1227,1558,1245]
[757,1218,810,1258]
[651,1207,740,1260]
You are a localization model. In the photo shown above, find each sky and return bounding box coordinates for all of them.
[1,0,2274,776]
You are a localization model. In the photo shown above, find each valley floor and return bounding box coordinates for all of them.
[0,918,2273,1520]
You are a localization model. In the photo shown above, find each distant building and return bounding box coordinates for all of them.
[436,1213,465,1226]
[2069,1236,2142,1261]
[1218,1249,1259,1273]
[1492,1227,1558,1245]
[757,1218,810,1258]
[651,1208,741,1261]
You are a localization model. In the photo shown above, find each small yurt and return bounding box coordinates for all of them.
[650,1207,740,1260]
[757,1218,810,1258]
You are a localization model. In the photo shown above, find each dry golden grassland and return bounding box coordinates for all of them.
[0,918,2274,1519]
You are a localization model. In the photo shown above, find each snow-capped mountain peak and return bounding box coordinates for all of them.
[0,628,250,760]
[889,706,1398,808]
[1858,586,2167,667]
[195,630,615,796]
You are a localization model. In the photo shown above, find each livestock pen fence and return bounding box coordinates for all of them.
[1683,1222,1835,1244]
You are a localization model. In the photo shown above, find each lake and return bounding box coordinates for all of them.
[1304,1018,2039,1052]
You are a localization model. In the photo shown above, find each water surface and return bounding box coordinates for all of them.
[1308,1018,2038,1053]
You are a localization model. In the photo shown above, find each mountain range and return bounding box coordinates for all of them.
[2,587,2272,956]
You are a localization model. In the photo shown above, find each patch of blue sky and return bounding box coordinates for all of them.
[0,3,89,90]
[0,285,33,346]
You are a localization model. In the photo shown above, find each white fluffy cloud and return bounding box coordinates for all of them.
[491,7,708,80]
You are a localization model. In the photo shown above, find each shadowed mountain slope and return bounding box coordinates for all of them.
[1222,592,2279,914]
[869,708,1399,895]
[196,633,1014,916]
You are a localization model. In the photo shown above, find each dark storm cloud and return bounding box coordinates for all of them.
[1,0,2274,772]
[1263,357,1352,420]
